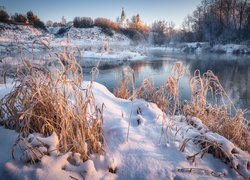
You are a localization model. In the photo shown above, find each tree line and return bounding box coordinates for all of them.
[151,0,250,44]
[71,15,149,43]
[182,0,250,43]
[0,7,46,31]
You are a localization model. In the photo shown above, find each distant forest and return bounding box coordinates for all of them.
[181,0,250,43]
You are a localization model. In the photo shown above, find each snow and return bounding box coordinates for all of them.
[0,81,249,179]
[36,132,59,156]
[211,44,250,54]
[148,42,250,55]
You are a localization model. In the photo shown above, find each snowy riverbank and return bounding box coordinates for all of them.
[0,81,249,179]
[1,23,250,67]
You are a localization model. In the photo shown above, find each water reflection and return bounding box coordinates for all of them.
[83,54,250,110]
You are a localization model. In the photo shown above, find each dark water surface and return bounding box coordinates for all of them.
[82,53,250,111]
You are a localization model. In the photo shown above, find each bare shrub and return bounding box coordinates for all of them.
[0,9,9,23]
[11,13,27,24]
[73,17,94,28]
[94,18,120,31]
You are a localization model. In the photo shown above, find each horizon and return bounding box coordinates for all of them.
[0,0,201,28]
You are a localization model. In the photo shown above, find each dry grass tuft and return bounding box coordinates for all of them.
[114,67,135,99]
[180,134,250,178]
[183,70,250,152]
[137,79,169,112]
[0,48,104,161]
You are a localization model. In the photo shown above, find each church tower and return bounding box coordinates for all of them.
[119,8,128,28]
[121,8,126,20]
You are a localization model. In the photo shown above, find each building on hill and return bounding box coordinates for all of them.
[117,8,129,28]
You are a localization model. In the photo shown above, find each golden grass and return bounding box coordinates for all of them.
[114,67,135,100]
[137,79,169,112]
[137,62,185,115]
[183,70,250,152]
[0,48,104,161]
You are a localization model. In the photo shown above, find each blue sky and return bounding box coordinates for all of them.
[0,0,201,28]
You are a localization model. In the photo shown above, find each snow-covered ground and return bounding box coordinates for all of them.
[0,82,249,179]
[0,23,147,62]
[148,42,250,55]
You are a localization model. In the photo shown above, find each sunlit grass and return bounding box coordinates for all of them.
[0,48,104,161]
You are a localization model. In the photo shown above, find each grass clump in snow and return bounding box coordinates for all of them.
[115,63,250,153]
[0,48,104,161]
[183,70,250,152]
[180,132,250,179]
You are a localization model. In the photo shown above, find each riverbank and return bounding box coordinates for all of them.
[1,23,250,64]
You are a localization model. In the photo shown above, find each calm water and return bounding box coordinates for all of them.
[82,53,250,110]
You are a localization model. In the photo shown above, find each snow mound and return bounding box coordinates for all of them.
[68,27,130,43]
[0,23,45,43]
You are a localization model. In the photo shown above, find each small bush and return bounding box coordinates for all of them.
[120,28,144,43]
[56,26,71,35]
[0,9,9,22]
[26,11,37,25]
[73,17,94,28]
[114,67,135,99]
[11,13,27,24]
[101,27,114,37]
[34,19,47,31]
[94,17,119,31]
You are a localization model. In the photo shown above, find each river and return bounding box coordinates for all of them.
[82,53,250,111]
